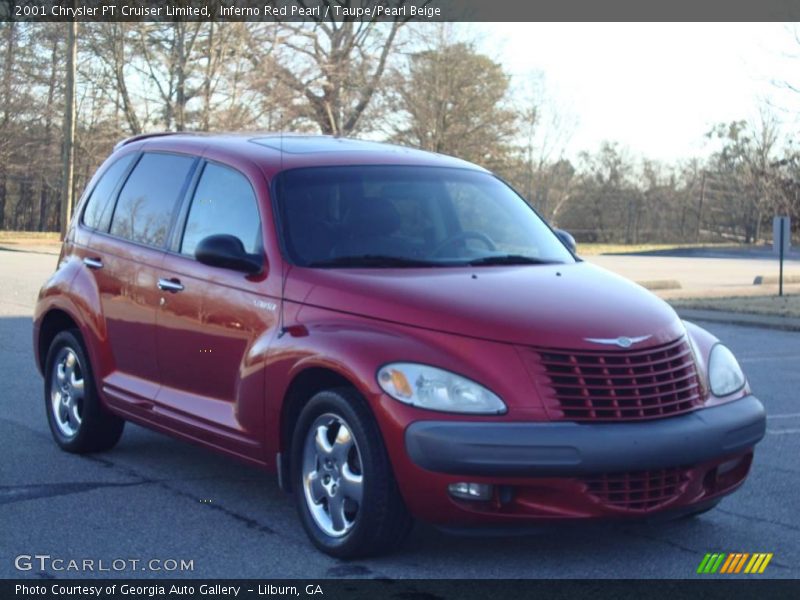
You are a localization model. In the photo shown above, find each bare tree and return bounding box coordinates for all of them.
[389,36,516,169]
[38,27,62,230]
[0,22,18,229]
[198,22,274,131]
[704,112,782,243]
[133,22,205,131]
[508,78,576,220]
[84,23,143,135]
[60,19,77,239]
[257,12,408,135]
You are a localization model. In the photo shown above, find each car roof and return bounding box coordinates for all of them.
[116,132,487,177]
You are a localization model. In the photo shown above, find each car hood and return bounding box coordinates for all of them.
[286,261,685,349]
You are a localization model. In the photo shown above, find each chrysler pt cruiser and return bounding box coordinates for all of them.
[34,134,765,557]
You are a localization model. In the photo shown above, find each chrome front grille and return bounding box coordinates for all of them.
[536,337,703,421]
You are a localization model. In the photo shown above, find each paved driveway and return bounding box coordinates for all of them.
[589,253,800,298]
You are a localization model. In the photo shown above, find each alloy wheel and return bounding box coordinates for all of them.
[301,413,364,537]
[49,346,84,438]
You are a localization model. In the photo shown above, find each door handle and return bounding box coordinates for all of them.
[157,278,184,293]
[83,257,103,269]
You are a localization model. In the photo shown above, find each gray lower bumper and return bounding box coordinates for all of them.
[404,395,765,477]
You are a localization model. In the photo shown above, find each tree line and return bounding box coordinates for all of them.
[1,19,798,244]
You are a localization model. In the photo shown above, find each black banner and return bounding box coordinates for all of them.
[3,0,800,22]
[3,579,800,600]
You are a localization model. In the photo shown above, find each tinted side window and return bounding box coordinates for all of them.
[82,154,135,231]
[180,163,261,257]
[110,153,195,247]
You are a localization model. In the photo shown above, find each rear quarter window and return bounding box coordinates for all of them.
[81,154,136,231]
[109,153,195,248]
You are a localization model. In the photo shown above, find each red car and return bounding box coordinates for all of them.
[34,134,765,558]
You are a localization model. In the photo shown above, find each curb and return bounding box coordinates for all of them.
[637,279,682,291]
[753,274,800,285]
[675,308,800,332]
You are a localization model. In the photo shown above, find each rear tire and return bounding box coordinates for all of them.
[291,388,412,558]
[44,329,124,453]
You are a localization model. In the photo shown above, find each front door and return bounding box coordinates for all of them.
[155,160,278,460]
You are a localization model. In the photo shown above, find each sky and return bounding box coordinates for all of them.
[476,23,800,164]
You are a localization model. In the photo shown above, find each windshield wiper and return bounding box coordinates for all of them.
[467,254,562,266]
[308,255,442,268]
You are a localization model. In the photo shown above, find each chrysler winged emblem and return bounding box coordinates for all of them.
[583,334,652,348]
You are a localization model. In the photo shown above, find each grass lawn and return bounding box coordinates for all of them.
[0,231,61,244]
[670,294,800,318]
[578,242,741,256]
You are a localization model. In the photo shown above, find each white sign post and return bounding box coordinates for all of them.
[773,216,791,297]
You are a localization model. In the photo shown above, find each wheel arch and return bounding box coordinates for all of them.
[36,308,81,375]
[266,312,474,495]
[277,366,361,493]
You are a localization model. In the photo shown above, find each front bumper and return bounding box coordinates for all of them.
[391,395,764,525]
[405,395,765,477]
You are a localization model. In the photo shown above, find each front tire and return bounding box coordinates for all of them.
[291,388,412,558]
[44,329,124,453]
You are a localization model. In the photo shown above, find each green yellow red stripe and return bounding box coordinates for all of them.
[698,552,773,575]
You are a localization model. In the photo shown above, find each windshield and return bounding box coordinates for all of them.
[274,166,575,268]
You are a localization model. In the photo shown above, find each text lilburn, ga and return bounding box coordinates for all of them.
[15,583,324,597]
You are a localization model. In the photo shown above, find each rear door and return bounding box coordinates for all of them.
[89,151,197,411]
[68,152,137,380]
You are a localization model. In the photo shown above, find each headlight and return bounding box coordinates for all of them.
[708,344,746,396]
[377,363,506,414]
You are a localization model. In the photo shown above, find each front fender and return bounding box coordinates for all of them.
[262,303,541,466]
[683,319,752,406]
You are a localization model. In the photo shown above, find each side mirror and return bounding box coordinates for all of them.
[195,234,264,274]
[554,228,577,254]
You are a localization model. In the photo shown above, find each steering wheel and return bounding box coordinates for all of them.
[431,230,496,257]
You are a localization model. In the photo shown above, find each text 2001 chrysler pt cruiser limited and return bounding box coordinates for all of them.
[34,134,765,557]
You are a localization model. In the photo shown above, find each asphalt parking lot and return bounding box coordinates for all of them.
[1,249,798,579]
